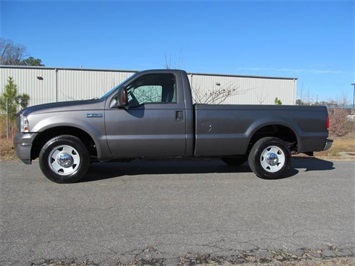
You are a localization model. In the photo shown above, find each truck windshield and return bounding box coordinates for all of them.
[100,82,124,100]
[99,73,137,99]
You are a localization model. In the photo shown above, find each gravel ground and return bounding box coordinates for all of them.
[27,246,355,266]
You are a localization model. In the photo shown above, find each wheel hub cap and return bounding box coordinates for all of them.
[260,145,286,173]
[265,152,279,166]
[48,145,81,176]
[57,153,74,168]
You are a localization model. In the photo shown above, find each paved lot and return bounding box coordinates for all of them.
[0,158,354,265]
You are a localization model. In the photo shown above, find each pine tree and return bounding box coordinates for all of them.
[0,77,30,121]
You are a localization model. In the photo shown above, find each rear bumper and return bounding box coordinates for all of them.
[323,139,333,151]
[13,133,38,164]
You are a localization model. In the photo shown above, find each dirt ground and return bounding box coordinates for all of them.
[0,137,16,161]
[315,133,355,160]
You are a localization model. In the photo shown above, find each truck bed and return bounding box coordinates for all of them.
[194,104,329,156]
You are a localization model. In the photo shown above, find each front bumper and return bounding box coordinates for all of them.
[323,139,333,151]
[13,133,38,164]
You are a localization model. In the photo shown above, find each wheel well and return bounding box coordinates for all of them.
[249,125,297,152]
[31,127,97,160]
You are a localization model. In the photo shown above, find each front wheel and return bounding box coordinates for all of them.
[39,135,90,183]
[248,137,291,179]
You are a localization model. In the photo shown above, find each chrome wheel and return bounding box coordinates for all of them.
[248,137,291,179]
[40,135,90,183]
[260,145,286,173]
[48,145,81,176]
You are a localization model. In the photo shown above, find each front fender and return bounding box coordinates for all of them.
[30,112,110,159]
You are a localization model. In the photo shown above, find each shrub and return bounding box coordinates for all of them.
[329,108,352,137]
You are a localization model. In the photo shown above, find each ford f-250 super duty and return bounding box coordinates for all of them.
[14,69,333,183]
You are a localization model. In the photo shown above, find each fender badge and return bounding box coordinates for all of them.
[87,113,103,118]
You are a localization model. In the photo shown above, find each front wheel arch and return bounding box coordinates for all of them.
[32,127,97,161]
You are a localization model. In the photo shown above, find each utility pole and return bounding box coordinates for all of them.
[352,83,355,115]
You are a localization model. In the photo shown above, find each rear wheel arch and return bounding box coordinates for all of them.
[248,124,298,153]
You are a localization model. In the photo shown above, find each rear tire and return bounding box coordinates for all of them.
[248,137,291,179]
[39,135,90,183]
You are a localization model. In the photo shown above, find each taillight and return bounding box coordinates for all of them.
[326,114,330,130]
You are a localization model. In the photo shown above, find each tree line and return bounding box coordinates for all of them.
[0,38,44,66]
[1,38,40,119]
[1,38,43,136]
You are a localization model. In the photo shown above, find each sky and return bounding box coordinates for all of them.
[0,0,354,102]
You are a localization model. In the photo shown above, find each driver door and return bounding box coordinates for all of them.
[105,73,187,157]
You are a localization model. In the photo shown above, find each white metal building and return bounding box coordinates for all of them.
[0,66,297,107]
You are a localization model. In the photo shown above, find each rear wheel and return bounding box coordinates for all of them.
[248,137,291,179]
[39,135,90,183]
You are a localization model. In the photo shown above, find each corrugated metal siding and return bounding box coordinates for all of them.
[0,68,56,106]
[188,73,296,105]
[0,66,296,107]
[57,69,135,101]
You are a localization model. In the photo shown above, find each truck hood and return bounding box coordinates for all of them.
[19,98,106,117]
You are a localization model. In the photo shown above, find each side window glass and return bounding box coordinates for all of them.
[126,74,176,106]
[132,85,163,103]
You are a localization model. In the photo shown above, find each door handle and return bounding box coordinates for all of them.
[175,111,184,122]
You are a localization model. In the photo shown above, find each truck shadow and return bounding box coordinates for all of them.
[81,157,335,182]
[291,157,335,172]
[267,157,335,180]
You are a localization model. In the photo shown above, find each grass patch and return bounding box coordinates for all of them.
[315,133,355,159]
[0,137,17,161]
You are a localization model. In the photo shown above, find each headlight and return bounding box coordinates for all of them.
[20,115,30,133]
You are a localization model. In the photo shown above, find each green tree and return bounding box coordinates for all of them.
[274,97,282,105]
[296,99,304,105]
[20,56,44,66]
[0,77,30,121]
[0,38,44,66]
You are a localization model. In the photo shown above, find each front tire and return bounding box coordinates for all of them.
[248,137,291,179]
[39,135,90,183]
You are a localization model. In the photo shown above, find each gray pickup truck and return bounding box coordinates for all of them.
[14,69,332,183]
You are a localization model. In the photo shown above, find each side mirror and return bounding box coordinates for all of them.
[117,86,128,107]
[110,87,128,108]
